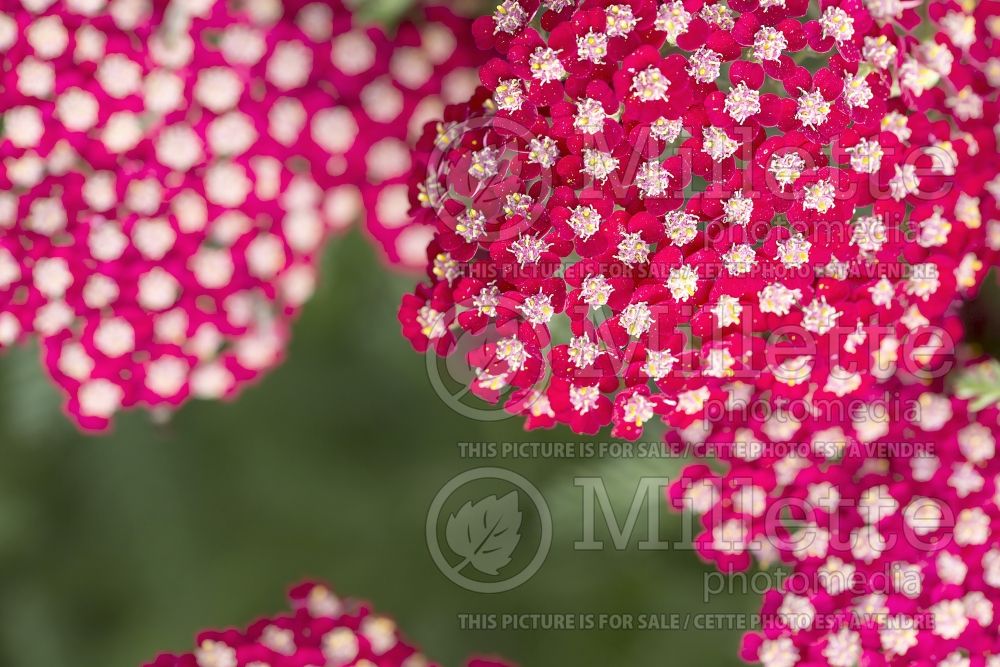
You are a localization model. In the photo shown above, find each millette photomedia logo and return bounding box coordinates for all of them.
[426,467,552,593]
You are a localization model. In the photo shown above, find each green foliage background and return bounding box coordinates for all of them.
[1,230,994,666]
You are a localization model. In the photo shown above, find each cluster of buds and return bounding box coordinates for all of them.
[398,0,998,439]
[143,581,511,667]
[0,0,479,430]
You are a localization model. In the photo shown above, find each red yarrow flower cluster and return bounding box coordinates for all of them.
[654,354,998,662]
[719,375,1000,666]
[143,581,512,667]
[719,3,1000,663]
[655,0,998,584]
[665,356,994,568]
[0,0,479,430]
[398,0,999,438]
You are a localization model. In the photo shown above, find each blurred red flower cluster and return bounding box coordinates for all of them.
[0,0,482,429]
[144,581,512,667]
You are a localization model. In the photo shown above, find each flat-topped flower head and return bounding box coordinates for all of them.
[726,366,1000,666]
[144,581,512,667]
[667,358,1000,576]
[0,0,484,430]
[402,0,1000,441]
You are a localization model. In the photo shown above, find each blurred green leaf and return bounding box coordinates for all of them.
[0,343,68,444]
[346,0,418,23]
[954,358,1000,411]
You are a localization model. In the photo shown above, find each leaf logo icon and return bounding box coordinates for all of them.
[445,491,522,576]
